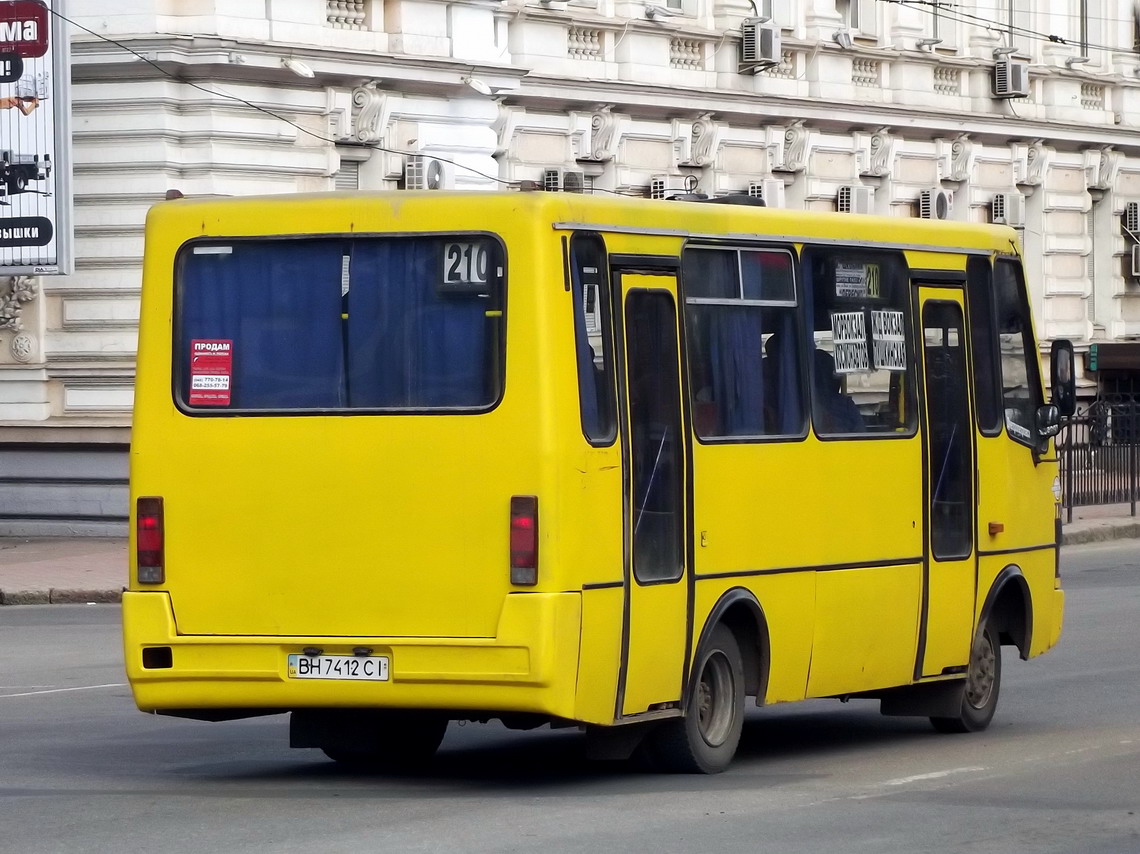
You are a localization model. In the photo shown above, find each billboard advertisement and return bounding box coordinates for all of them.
[0,0,70,275]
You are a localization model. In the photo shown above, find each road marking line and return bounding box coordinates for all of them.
[0,683,126,698]
[883,766,988,786]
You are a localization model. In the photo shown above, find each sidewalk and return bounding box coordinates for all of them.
[1,505,1137,605]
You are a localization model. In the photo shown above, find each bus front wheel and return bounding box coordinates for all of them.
[648,624,744,774]
[931,621,1002,734]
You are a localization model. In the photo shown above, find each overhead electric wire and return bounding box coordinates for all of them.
[879,0,1136,56]
[45,6,533,189]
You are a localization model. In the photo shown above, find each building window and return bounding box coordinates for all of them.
[839,0,879,38]
[1079,0,1104,59]
[999,0,1031,54]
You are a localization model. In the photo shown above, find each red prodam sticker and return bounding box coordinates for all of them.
[189,339,232,406]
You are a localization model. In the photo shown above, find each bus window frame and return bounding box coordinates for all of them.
[965,256,1004,438]
[679,241,809,445]
[801,245,919,442]
[568,231,618,447]
[170,231,509,417]
[992,254,1046,451]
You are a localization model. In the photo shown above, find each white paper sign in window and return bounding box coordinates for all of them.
[872,310,906,372]
[835,262,881,299]
[831,311,869,374]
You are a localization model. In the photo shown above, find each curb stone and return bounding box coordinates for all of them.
[1061,522,1140,546]
[0,588,123,605]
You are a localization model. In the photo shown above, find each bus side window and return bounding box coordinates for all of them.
[570,233,616,444]
[802,247,916,437]
[966,256,1003,434]
[682,246,805,440]
[993,258,1044,446]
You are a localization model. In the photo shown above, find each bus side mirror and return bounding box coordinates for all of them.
[1036,404,1061,439]
[1050,339,1076,417]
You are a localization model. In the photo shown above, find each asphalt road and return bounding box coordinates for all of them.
[2,541,1138,854]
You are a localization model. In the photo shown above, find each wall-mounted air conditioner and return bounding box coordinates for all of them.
[992,192,1025,227]
[1132,244,1140,278]
[542,168,585,193]
[746,178,784,207]
[992,58,1029,98]
[1123,201,1140,236]
[837,185,873,214]
[404,155,454,190]
[740,18,781,73]
[919,188,953,220]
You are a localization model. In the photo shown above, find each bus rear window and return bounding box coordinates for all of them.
[175,236,505,412]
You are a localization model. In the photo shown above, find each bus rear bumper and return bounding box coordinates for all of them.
[122,590,582,720]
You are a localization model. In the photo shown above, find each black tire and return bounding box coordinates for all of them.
[931,622,1002,734]
[320,710,448,770]
[646,625,745,774]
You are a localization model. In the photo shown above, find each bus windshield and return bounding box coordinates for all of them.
[175,235,506,412]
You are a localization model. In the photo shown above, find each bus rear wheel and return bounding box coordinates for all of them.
[315,710,448,770]
[647,625,744,774]
[931,621,1001,734]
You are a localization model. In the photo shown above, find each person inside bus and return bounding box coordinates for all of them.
[812,348,864,434]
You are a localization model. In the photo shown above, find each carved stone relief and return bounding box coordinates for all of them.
[861,128,895,178]
[949,133,975,183]
[492,102,525,159]
[351,81,392,144]
[1023,139,1049,187]
[687,113,720,168]
[0,276,37,333]
[10,332,34,363]
[1087,147,1120,192]
[583,106,619,163]
[776,120,809,174]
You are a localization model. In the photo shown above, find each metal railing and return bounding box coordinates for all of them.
[1058,399,1140,522]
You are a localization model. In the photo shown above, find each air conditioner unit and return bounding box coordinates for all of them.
[1132,244,1140,278]
[837,185,874,214]
[992,192,1026,227]
[649,175,667,200]
[562,170,585,193]
[740,18,781,73]
[1123,201,1140,236]
[919,188,953,220]
[543,168,585,193]
[542,168,562,192]
[746,178,784,208]
[404,155,453,190]
[992,58,1029,98]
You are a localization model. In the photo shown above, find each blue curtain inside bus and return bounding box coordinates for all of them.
[179,241,347,409]
[347,241,491,408]
[179,238,496,410]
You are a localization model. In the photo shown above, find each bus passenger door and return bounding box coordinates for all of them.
[917,289,976,677]
[612,270,690,718]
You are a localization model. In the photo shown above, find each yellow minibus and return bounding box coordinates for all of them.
[124,190,1075,773]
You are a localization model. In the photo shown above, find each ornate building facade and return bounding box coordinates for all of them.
[2,0,1139,533]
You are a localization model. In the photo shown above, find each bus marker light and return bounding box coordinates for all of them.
[136,496,165,584]
[510,495,538,585]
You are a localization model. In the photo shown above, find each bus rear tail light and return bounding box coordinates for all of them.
[136,496,165,584]
[510,495,538,586]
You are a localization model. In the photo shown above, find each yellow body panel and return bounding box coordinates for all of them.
[807,564,922,696]
[127,190,1062,734]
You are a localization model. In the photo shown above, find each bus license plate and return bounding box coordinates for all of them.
[287,654,389,681]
